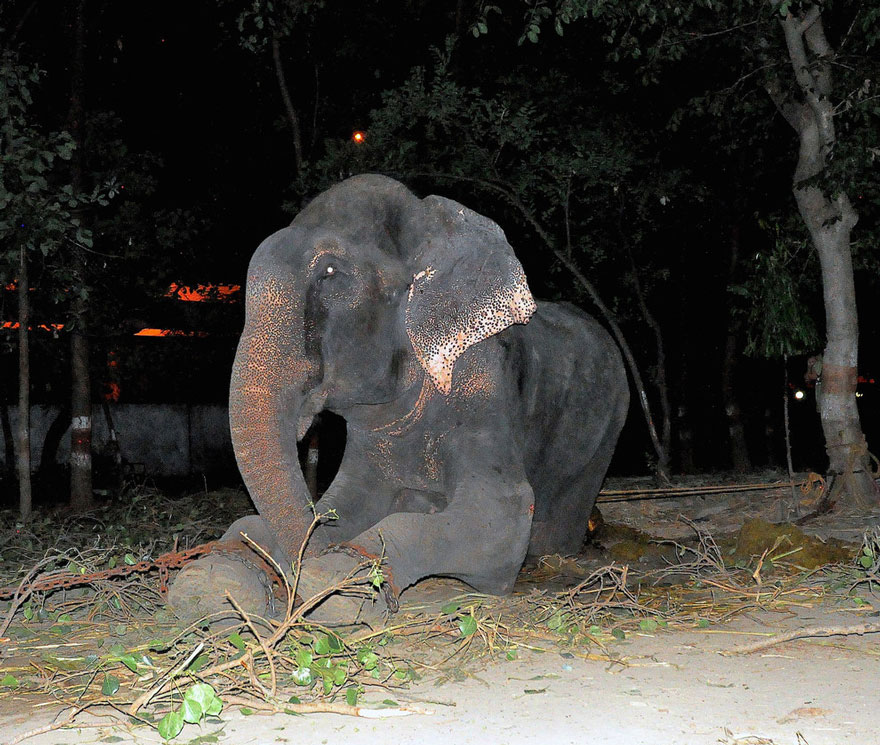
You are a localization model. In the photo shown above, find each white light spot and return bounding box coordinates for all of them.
[326,265,335,275]
[794,390,805,400]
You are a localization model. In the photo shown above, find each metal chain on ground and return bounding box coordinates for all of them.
[0,540,224,600]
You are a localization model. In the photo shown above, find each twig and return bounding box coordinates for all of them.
[222,693,431,718]
[128,642,204,715]
[0,552,73,636]
[225,591,277,697]
[3,705,85,745]
[723,622,880,655]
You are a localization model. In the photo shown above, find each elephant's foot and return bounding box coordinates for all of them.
[167,548,280,625]
[294,550,394,627]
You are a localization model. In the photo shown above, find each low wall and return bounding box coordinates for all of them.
[1,405,235,477]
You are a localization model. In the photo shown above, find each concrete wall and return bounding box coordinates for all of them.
[2,405,236,477]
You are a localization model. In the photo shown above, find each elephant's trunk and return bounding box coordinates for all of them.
[229,270,317,565]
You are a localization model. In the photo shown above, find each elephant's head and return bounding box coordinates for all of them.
[229,175,536,561]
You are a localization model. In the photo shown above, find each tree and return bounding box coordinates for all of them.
[226,0,311,174]
[522,0,880,504]
[0,51,84,518]
[768,3,878,505]
[67,0,92,510]
[732,222,819,485]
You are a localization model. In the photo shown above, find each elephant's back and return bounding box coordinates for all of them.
[507,301,626,419]
[501,300,629,501]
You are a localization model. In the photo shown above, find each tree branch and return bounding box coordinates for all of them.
[272,33,303,174]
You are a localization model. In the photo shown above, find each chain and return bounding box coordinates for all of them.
[319,544,400,613]
[0,541,224,600]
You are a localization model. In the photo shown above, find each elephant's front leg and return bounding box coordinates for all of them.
[297,431,534,623]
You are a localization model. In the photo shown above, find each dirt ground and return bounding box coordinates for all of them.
[2,473,879,745]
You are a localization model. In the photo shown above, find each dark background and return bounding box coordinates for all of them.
[1,1,877,499]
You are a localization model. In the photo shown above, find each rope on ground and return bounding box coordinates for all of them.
[597,478,813,503]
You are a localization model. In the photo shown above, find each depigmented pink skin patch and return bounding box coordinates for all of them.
[408,269,536,395]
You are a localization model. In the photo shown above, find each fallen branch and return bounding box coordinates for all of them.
[723,622,880,655]
[3,705,85,745]
[222,693,431,718]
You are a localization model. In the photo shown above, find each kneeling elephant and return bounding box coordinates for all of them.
[169,174,629,624]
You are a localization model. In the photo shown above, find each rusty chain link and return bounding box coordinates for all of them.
[0,540,225,600]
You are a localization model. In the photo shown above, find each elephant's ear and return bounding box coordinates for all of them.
[405,196,537,395]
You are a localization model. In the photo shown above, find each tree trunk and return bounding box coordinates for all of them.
[17,250,32,521]
[68,0,92,510]
[769,7,876,507]
[38,403,70,481]
[101,400,123,495]
[621,202,672,471]
[721,224,751,472]
[1,402,14,484]
[272,33,303,174]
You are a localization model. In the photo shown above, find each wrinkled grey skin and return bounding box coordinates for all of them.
[169,175,628,624]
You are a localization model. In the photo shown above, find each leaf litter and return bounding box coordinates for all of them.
[1,484,878,742]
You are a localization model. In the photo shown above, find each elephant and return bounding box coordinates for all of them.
[168,174,629,624]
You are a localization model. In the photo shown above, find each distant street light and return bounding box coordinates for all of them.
[794,390,805,401]
[352,130,366,144]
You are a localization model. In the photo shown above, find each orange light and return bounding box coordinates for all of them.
[165,283,241,302]
[134,328,209,337]
[1,322,64,332]
[352,130,366,144]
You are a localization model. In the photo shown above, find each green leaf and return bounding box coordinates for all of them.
[331,664,348,686]
[313,635,330,655]
[296,649,313,668]
[185,683,221,718]
[101,674,120,696]
[292,667,313,685]
[288,696,301,704]
[327,633,344,653]
[860,555,874,568]
[119,654,138,672]
[639,619,659,632]
[181,697,203,725]
[458,614,477,637]
[346,686,359,706]
[506,649,518,660]
[611,628,626,641]
[205,696,222,717]
[440,600,461,615]
[157,710,184,740]
[356,648,378,670]
[187,654,209,672]
[228,633,247,651]
[123,553,137,565]
[696,618,710,628]
[1,674,20,688]
[239,707,254,716]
